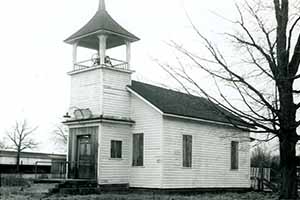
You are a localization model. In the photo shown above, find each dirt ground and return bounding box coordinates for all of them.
[0,184,278,200]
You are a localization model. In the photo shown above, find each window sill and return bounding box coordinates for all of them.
[182,167,192,169]
[230,169,239,171]
[109,158,123,160]
[131,166,145,168]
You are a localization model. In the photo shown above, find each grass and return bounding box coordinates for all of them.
[0,184,55,200]
[46,192,278,200]
[1,174,31,187]
[0,184,278,200]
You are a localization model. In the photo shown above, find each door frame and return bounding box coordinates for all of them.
[68,126,98,180]
[76,134,94,179]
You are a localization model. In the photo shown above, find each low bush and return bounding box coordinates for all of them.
[0,174,31,187]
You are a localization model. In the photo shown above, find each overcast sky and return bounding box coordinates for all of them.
[0,0,238,153]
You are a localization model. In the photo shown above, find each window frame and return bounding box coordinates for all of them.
[132,133,144,167]
[110,140,122,159]
[182,134,192,168]
[230,141,239,170]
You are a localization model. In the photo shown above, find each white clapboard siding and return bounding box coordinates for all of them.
[70,68,131,117]
[70,68,102,114]
[162,117,250,188]
[102,69,131,118]
[129,94,163,188]
[98,123,131,185]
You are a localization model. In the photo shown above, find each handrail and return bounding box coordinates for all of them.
[34,160,96,180]
[73,57,129,72]
[76,59,93,65]
[109,57,127,63]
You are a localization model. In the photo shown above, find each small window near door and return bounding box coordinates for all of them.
[111,140,122,158]
[231,141,239,170]
[132,133,144,166]
[183,135,192,168]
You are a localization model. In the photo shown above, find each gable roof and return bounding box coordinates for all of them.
[128,81,251,128]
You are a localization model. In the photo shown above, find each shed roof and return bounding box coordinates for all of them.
[64,5,139,49]
[128,81,251,128]
[0,150,66,160]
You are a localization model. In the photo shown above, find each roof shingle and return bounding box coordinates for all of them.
[64,9,139,50]
[129,81,250,128]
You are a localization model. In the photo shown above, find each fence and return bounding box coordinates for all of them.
[250,167,280,192]
[34,161,67,179]
[34,161,96,180]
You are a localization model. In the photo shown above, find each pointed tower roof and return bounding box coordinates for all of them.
[64,0,139,50]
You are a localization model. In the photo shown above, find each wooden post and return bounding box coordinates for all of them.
[257,167,265,191]
[66,128,70,179]
[34,162,38,180]
[261,167,264,191]
[126,41,131,69]
[257,167,261,191]
[98,35,107,65]
[73,42,78,67]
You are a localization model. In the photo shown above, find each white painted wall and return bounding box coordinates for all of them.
[98,123,131,185]
[70,67,132,185]
[129,94,163,188]
[70,68,250,189]
[102,68,131,118]
[161,117,250,188]
[70,68,102,114]
[70,67,131,118]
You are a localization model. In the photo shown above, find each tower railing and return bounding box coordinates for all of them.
[73,56,129,72]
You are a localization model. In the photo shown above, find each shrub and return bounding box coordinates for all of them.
[251,145,273,168]
[0,174,31,187]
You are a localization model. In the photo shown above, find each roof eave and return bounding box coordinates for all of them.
[163,113,253,131]
[127,85,252,130]
[64,29,140,45]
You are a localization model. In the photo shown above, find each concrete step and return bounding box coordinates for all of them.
[59,180,97,188]
[99,184,129,192]
[48,180,129,195]
[48,179,98,195]
[59,187,101,195]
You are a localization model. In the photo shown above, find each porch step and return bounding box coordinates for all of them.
[99,184,129,192]
[33,179,65,184]
[49,180,99,195]
[58,187,101,195]
[59,180,97,188]
[48,180,130,195]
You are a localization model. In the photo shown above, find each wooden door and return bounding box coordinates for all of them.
[76,135,94,179]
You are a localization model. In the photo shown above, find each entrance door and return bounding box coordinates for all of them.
[76,135,94,179]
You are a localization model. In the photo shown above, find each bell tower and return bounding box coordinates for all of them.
[64,0,139,120]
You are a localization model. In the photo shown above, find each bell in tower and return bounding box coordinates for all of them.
[64,0,139,121]
[64,0,139,180]
[64,0,139,71]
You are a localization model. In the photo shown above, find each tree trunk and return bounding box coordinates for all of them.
[277,70,298,199]
[16,149,20,173]
[279,135,298,199]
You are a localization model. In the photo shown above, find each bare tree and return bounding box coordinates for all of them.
[6,120,38,172]
[160,0,300,198]
[0,139,7,150]
[52,124,68,152]
[251,145,272,167]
